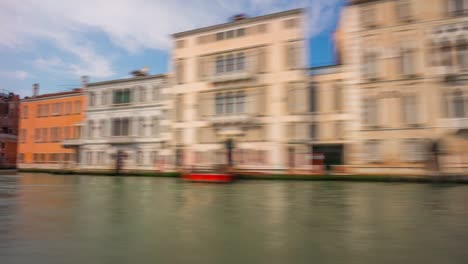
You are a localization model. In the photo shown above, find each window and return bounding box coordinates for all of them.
[153,86,161,101]
[100,120,107,137]
[226,30,235,39]
[457,37,468,69]
[175,94,183,122]
[89,92,96,107]
[42,128,48,142]
[65,102,72,114]
[74,100,81,113]
[226,54,235,72]
[152,117,160,137]
[35,128,40,142]
[449,0,467,16]
[236,28,245,37]
[112,118,130,136]
[22,106,28,119]
[64,126,70,139]
[363,98,378,126]
[453,90,465,118]
[215,53,248,74]
[215,91,246,115]
[364,140,381,162]
[441,40,453,66]
[400,48,416,76]
[362,52,378,79]
[396,0,413,21]
[216,32,225,41]
[87,121,94,139]
[403,139,426,162]
[236,53,245,71]
[139,117,145,137]
[18,153,24,163]
[136,151,144,166]
[20,129,27,143]
[401,95,418,125]
[284,18,298,28]
[113,89,131,104]
[285,43,300,69]
[226,92,234,114]
[175,59,185,84]
[101,91,108,105]
[361,6,377,28]
[216,93,225,115]
[139,86,146,102]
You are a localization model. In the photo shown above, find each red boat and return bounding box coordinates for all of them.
[182,173,234,183]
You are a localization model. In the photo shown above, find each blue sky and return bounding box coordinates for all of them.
[0,0,344,97]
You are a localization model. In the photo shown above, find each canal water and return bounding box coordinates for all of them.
[1,173,468,263]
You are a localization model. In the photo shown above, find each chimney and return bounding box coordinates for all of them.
[32,83,39,97]
[231,14,248,22]
[130,67,150,77]
[81,76,89,88]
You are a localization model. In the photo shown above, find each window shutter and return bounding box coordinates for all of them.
[287,84,295,114]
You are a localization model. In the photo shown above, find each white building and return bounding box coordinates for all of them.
[78,72,172,171]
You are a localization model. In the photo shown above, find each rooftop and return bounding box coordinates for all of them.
[172,8,304,38]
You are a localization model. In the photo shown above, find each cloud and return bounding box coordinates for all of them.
[0,70,29,80]
[0,0,342,81]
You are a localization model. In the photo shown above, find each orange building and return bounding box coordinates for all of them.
[18,84,85,169]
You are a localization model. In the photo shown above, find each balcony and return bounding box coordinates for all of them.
[208,114,256,125]
[108,136,137,145]
[62,139,83,148]
[210,71,254,84]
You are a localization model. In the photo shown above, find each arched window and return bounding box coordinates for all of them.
[453,90,465,118]
[457,37,468,69]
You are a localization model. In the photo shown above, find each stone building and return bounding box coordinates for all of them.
[76,71,171,171]
[170,9,308,171]
[338,0,468,174]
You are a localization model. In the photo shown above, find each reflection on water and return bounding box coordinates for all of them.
[1,173,468,263]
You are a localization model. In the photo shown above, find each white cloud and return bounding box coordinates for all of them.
[0,70,29,80]
[0,0,341,78]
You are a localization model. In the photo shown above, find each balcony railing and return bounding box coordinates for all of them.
[108,136,137,144]
[208,113,256,125]
[210,70,254,83]
[62,139,83,147]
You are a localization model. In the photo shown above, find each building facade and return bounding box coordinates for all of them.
[339,0,468,174]
[171,9,308,171]
[76,73,171,171]
[0,90,20,169]
[18,84,85,169]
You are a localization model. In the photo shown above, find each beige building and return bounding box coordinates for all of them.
[170,9,309,171]
[338,0,468,174]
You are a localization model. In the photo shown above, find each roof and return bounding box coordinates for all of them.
[22,89,83,102]
[172,8,304,38]
[87,74,167,87]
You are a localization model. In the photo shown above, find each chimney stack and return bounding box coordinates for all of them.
[81,76,89,88]
[32,83,39,97]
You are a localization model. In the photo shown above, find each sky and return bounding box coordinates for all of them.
[0,0,345,97]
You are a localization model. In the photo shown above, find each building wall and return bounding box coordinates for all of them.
[171,9,308,171]
[18,92,84,169]
[341,0,468,174]
[79,75,171,171]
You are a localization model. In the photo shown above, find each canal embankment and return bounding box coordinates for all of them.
[17,168,468,183]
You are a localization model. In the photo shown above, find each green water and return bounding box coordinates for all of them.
[1,173,468,263]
